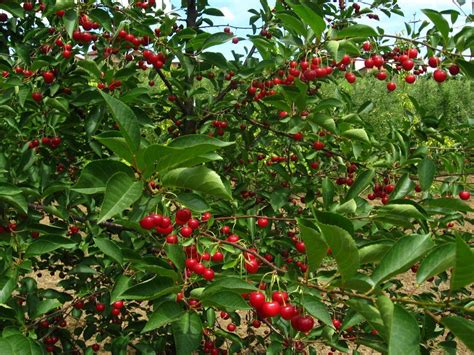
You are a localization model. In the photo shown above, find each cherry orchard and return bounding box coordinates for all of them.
[0,0,473,354]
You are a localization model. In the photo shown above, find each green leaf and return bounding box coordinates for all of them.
[143,135,233,175]
[371,234,435,286]
[451,236,474,291]
[314,211,354,236]
[309,113,336,133]
[164,243,186,271]
[296,219,327,273]
[25,236,76,256]
[0,334,43,355]
[456,59,474,80]
[176,193,209,213]
[275,12,306,36]
[270,189,289,212]
[388,304,421,355]
[63,9,77,39]
[441,316,474,351]
[377,204,426,221]
[334,24,378,39]
[0,193,28,215]
[31,299,61,318]
[0,276,17,304]
[322,177,335,209]
[200,291,252,312]
[325,40,360,63]
[202,32,233,50]
[359,240,394,264]
[203,8,224,16]
[97,172,143,223]
[172,312,203,355]
[418,158,436,191]
[89,8,113,33]
[162,167,232,200]
[416,243,455,284]
[347,299,385,335]
[422,9,450,41]
[341,129,369,143]
[287,2,325,37]
[94,237,123,265]
[316,222,359,281]
[72,160,134,195]
[390,173,415,200]
[121,277,178,300]
[301,294,332,326]
[99,91,141,152]
[0,2,24,18]
[198,52,228,69]
[422,198,473,212]
[77,60,101,79]
[201,277,257,295]
[343,169,375,202]
[94,131,135,164]
[142,301,185,333]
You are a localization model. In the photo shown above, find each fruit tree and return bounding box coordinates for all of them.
[0,0,473,354]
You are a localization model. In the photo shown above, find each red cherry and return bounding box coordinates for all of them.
[407,48,418,58]
[332,318,342,330]
[257,217,269,228]
[459,191,470,200]
[272,291,288,305]
[362,41,372,51]
[95,303,105,312]
[279,111,288,119]
[433,69,447,83]
[187,218,200,230]
[245,259,259,273]
[405,74,416,84]
[111,308,120,316]
[249,291,265,309]
[292,315,315,332]
[384,184,395,194]
[221,225,231,234]
[252,319,261,328]
[32,92,43,102]
[112,300,124,309]
[185,258,198,269]
[295,241,305,253]
[312,141,325,150]
[448,64,460,76]
[73,300,84,309]
[260,301,281,318]
[227,234,239,243]
[415,184,422,192]
[227,323,236,331]
[212,251,224,263]
[402,59,415,71]
[176,208,191,223]
[376,71,387,81]
[193,263,205,275]
[203,268,215,281]
[91,344,100,352]
[180,226,193,238]
[344,72,356,83]
[428,56,440,68]
[42,71,55,84]
[166,234,178,244]
[23,2,34,11]
[232,37,238,44]
[139,216,155,229]
[201,212,212,221]
[280,305,297,320]
[387,82,397,92]
[293,132,303,141]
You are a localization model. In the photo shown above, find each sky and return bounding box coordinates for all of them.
[165,0,472,56]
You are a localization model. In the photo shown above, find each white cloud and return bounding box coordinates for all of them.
[220,6,235,21]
